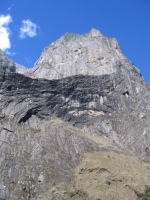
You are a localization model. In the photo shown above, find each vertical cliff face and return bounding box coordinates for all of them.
[24,29,135,79]
[0,29,150,200]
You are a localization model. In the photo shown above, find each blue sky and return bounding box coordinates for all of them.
[0,0,150,83]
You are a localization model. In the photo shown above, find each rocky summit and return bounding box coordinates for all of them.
[0,29,150,200]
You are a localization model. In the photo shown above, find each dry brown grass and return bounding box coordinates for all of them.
[73,151,150,200]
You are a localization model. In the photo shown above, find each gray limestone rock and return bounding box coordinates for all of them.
[25,29,133,80]
[0,68,149,162]
[0,49,28,74]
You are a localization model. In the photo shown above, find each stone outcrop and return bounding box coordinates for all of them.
[0,49,28,74]
[1,64,150,161]
[25,29,135,80]
[0,29,150,199]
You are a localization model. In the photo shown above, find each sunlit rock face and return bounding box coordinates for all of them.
[25,29,133,80]
[0,29,150,200]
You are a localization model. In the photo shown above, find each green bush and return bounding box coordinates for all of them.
[135,186,150,200]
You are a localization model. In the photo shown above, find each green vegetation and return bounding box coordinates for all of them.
[136,186,150,200]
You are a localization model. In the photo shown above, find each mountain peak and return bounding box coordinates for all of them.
[89,28,102,37]
[25,29,130,80]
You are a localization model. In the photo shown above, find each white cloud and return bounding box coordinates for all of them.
[5,50,16,56]
[8,4,14,11]
[19,19,38,39]
[0,14,12,51]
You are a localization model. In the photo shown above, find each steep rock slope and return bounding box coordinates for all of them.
[0,29,150,199]
[0,69,150,199]
[26,29,137,80]
[0,49,28,74]
[1,67,150,161]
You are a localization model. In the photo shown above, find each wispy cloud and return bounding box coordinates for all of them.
[24,57,32,65]
[5,51,16,56]
[19,19,38,39]
[0,14,12,51]
[8,4,14,11]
